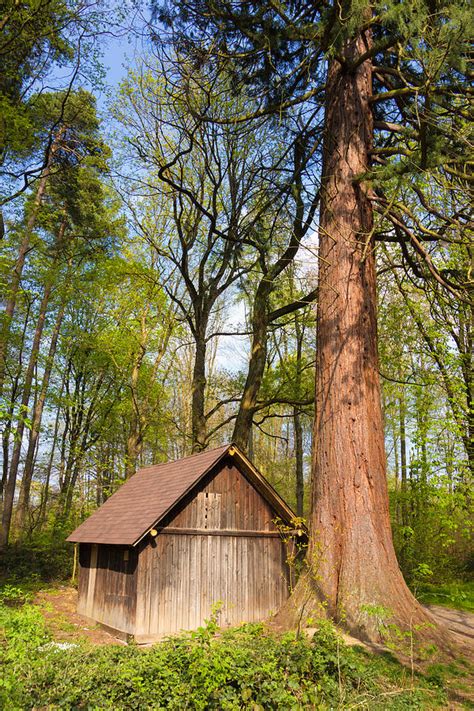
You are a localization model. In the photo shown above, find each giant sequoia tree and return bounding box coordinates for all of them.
[156,1,472,640]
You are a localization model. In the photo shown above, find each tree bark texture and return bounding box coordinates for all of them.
[191,320,208,452]
[279,31,434,640]
[232,288,268,451]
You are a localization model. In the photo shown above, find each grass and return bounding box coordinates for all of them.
[1,551,472,710]
[1,583,472,710]
[416,581,474,612]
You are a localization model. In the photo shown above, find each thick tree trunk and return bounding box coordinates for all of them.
[279,31,434,641]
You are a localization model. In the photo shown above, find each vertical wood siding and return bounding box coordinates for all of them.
[78,543,138,634]
[135,532,289,640]
[134,463,290,641]
[169,463,279,531]
[78,462,292,641]
[77,544,90,617]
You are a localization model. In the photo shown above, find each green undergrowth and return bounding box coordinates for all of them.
[1,587,471,710]
[0,542,73,586]
[415,581,474,613]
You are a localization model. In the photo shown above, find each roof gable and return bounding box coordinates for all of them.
[67,444,298,546]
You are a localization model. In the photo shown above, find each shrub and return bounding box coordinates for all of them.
[0,605,452,710]
[0,542,73,584]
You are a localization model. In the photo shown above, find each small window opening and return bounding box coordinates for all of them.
[197,491,221,528]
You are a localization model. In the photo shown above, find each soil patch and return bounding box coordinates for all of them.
[427,604,474,648]
[34,588,474,653]
[34,586,125,646]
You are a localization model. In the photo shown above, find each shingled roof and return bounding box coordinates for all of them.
[67,444,297,546]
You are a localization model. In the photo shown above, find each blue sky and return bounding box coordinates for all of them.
[88,2,153,114]
[96,27,140,113]
[102,37,129,88]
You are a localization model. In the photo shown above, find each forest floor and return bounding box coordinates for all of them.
[28,587,474,708]
[35,588,474,709]
[426,605,474,649]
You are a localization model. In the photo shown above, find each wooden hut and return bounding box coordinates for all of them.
[67,444,302,643]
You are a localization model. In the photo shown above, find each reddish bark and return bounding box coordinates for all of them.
[278,31,436,641]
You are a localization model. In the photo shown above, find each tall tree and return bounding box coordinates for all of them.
[0,90,110,398]
[157,0,472,641]
[0,95,116,546]
[114,61,287,451]
[0,0,73,171]
[232,129,319,451]
[13,160,119,534]
[0,0,107,207]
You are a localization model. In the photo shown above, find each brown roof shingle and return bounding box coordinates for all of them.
[67,445,230,545]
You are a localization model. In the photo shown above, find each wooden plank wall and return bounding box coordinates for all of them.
[77,544,91,617]
[169,463,278,531]
[78,543,138,634]
[135,463,290,641]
